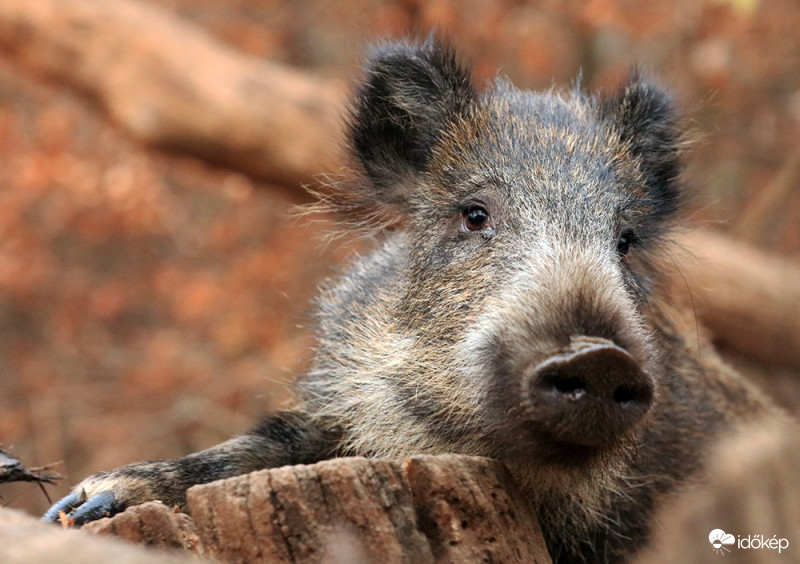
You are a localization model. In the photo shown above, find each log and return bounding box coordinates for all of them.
[0,0,345,189]
[82,455,551,564]
[676,229,800,370]
[0,506,203,564]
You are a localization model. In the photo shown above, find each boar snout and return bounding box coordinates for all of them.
[523,337,654,448]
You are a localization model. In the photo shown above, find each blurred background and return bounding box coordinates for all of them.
[0,0,798,517]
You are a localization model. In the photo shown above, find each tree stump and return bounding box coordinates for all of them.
[81,454,552,564]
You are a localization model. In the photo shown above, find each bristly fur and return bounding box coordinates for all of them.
[299,35,773,563]
[52,35,777,564]
[596,69,690,242]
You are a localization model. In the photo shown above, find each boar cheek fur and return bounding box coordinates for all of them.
[300,37,774,562]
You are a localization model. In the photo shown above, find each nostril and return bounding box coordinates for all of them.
[551,375,586,401]
[613,384,647,407]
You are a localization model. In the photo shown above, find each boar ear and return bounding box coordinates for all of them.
[348,36,477,207]
[600,73,684,218]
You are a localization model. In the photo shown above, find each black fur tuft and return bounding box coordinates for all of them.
[348,35,477,209]
[599,73,684,220]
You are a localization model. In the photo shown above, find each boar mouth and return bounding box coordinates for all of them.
[520,338,654,451]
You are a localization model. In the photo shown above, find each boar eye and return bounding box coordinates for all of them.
[616,229,635,256]
[463,205,491,232]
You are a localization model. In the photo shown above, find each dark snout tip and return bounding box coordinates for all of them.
[524,339,654,447]
[537,340,654,406]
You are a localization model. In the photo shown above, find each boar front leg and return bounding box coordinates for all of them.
[43,411,341,525]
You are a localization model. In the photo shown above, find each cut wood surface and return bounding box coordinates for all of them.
[85,455,551,564]
[0,0,346,188]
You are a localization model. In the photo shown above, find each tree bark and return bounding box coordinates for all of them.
[0,0,346,189]
[404,455,550,563]
[70,455,551,563]
[186,455,551,564]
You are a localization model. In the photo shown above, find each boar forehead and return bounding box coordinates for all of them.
[428,86,641,238]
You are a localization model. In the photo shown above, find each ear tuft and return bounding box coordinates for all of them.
[600,73,684,218]
[347,36,477,208]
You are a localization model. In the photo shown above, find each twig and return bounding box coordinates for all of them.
[0,448,63,504]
